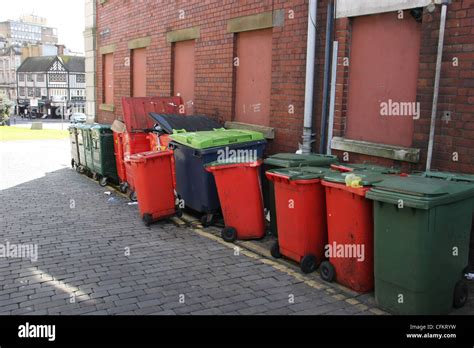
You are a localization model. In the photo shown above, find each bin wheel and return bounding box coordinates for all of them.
[221,227,237,243]
[300,254,318,274]
[99,177,108,187]
[129,191,137,202]
[92,172,98,181]
[270,242,281,259]
[320,261,335,282]
[143,214,153,227]
[175,207,183,218]
[71,159,75,168]
[119,182,128,194]
[200,214,215,227]
[75,165,81,173]
[453,280,469,308]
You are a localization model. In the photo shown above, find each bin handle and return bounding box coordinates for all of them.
[193,150,202,158]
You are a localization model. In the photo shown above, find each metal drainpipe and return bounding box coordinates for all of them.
[318,0,334,154]
[426,2,448,171]
[302,0,317,154]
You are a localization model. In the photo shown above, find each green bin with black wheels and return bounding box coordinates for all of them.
[91,124,119,187]
[366,175,474,314]
[76,123,92,174]
[263,153,338,236]
[68,124,80,170]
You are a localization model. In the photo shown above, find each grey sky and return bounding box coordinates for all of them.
[1,0,85,54]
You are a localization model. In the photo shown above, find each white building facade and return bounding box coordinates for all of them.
[0,46,21,105]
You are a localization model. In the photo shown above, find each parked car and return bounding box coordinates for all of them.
[70,113,87,123]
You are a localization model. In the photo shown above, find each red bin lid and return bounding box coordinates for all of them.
[121,96,183,133]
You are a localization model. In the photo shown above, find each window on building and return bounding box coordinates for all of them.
[131,48,147,97]
[49,73,67,83]
[76,74,85,83]
[173,41,195,115]
[27,74,34,82]
[35,88,41,98]
[344,11,421,147]
[234,28,272,126]
[36,74,44,82]
[28,88,34,97]
[103,53,114,105]
[18,73,24,82]
[19,87,25,96]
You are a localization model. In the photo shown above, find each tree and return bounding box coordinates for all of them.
[0,97,12,125]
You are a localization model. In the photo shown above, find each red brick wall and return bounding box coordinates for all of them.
[413,0,474,174]
[96,1,474,173]
[95,0,315,154]
[330,2,474,174]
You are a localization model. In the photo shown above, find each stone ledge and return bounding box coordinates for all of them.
[99,44,116,55]
[166,27,200,43]
[224,121,275,139]
[128,37,151,50]
[227,11,282,33]
[331,137,420,163]
[99,104,115,112]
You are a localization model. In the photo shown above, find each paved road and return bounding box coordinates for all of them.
[0,138,471,315]
[8,117,72,130]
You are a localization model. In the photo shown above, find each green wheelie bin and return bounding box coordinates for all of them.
[91,124,119,187]
[263,153,338,236]
[76,123,92,174]
[68,124,81,171]
[83,124,94,175]
[366,175,474,314]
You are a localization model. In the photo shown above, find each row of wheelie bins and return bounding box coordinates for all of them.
[68,123,119,187]
[68,97,473,315]
[200,150,474,315]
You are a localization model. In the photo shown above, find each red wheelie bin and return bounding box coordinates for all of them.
[128,150,181,226]
[121,96,183,200]
[266,167,331,273]
[320,171,387,292]
[206,160,265,242]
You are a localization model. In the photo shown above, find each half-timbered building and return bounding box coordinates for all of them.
[16,55,85,118]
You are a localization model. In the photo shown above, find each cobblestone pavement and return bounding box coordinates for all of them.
[0,138,472,315]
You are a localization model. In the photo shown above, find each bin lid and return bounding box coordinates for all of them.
[148,113,221,134]
[416,171,474,184]
[205,159,262,171]
[323,170,387,186]
[128,150,173,163]
[91,124,112,133]
[76,123,93,130]
[121,96,183,133]
[169,129,265,149]
[366,175,474,209]
[267,167,333,181]
[331,163,401,174]
[264,153,338,168]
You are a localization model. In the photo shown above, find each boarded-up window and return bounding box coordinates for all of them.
[234,28,272,126]
[132,48,147,97]
[103,53,114,105]
[345,12,421,147]
[173,40,195,115]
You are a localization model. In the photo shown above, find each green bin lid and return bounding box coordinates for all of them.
[267,166,333,181]
[323,170,387,186]
[91,124,112,134]
[366,175,474,209]
[264,153,338,168]
[169,129,264,149]
[334,163,400,174]
[416,171,474,184]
